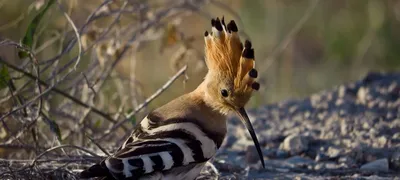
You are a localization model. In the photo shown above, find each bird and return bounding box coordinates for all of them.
[80,16,264,180]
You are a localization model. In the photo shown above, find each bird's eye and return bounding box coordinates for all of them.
[220,89,229,97]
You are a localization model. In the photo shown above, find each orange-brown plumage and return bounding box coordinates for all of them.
[203,17,259,114]
[80,17,264,180]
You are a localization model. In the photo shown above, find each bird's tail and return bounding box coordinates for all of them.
[80,161,112,179]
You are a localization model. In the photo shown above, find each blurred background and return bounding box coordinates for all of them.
[1,0,400,158]
[1,0,399,107]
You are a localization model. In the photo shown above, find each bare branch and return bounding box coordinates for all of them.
[0,58,117,123]
[100,65,188,140]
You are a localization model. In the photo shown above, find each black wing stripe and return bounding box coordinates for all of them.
[170,147,183,167]
[107,141,186,178]
[140,115,219,159]
[128,158,144,167]
[125,140,172,148]
[107,158,124,172]
[149,155,165,171]
[146,112,225,148]
[139,130,205,162]
[117,142,178,158]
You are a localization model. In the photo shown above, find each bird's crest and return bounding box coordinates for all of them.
[204,17,259,94]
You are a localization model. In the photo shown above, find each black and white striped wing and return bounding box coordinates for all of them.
[104,139,188,179]
[104,112,223,179]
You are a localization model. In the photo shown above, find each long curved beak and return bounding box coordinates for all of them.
[235,107,265,168]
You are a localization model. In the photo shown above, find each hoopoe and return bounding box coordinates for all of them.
[80,17,264,180]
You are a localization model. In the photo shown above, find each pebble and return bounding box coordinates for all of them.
[360,158,389,172]
[286,156,315,168]
[326,146,343,159]
[338,156,356,167]
[390,151,400,170]
[315,152,330,162]
[393,133,400,139]
[245,145,260,164]
[276,149,289,159]
[357,87,367,104]
[377,136,388,147]
[280,134,309,155]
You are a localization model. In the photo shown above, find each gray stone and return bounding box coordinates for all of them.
[338,156,356,167]
[326,146,343,159]
[314,163,325,171]
[377,136,388,147]
[245,145,260,164]
[324,162,339,169]
[276,149,289,158]
[357,87,367,104]
[315,152,330,162]
[393,132,400,139]
[314,161,339,171]
[390,151,400,170]
[286,156,315,167]
[360,158,389,172]
[279,134,309,155]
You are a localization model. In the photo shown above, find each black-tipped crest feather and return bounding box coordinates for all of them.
[249,69,258,78]
[227,20,238,32]
[242,48,254,59]
[252,82,260,90]
[244,40,252,49]
[215,18,223,31]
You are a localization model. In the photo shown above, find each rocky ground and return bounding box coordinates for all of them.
[200,72,400,179]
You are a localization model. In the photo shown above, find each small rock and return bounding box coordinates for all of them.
[393,132,400,139]
[324,162,339,169]
[336,99,344,106]
[314,163,325,171]
[279,134,309,155]
[357,87,367,104]
[327,146,343,159]
[377,136,388,147]
[390,151,400,170]
[263,148,277,158]
[294,176,304,180]
[314,161,339,171]
[360,158,389,172]
[315,152,330,162]
[245,145,260,164]
[338,156,356,167]
[338,85,346,98]
[286,156,315,168]
[362,122,370,129]
[276,149,289,158]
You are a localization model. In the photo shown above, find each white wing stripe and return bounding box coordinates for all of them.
[141,156,154,173]
[122,159,134,177]
[159,151,174,170]
[163,138,194,165]
[140,117,217,158]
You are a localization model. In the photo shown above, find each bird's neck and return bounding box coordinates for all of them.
[189,81,228,137]
[192,81,223,114]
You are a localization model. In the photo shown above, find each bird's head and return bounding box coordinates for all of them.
[203,17,259,114]
[202,17,264,168]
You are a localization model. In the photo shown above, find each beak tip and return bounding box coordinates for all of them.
[235,107,265,169]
